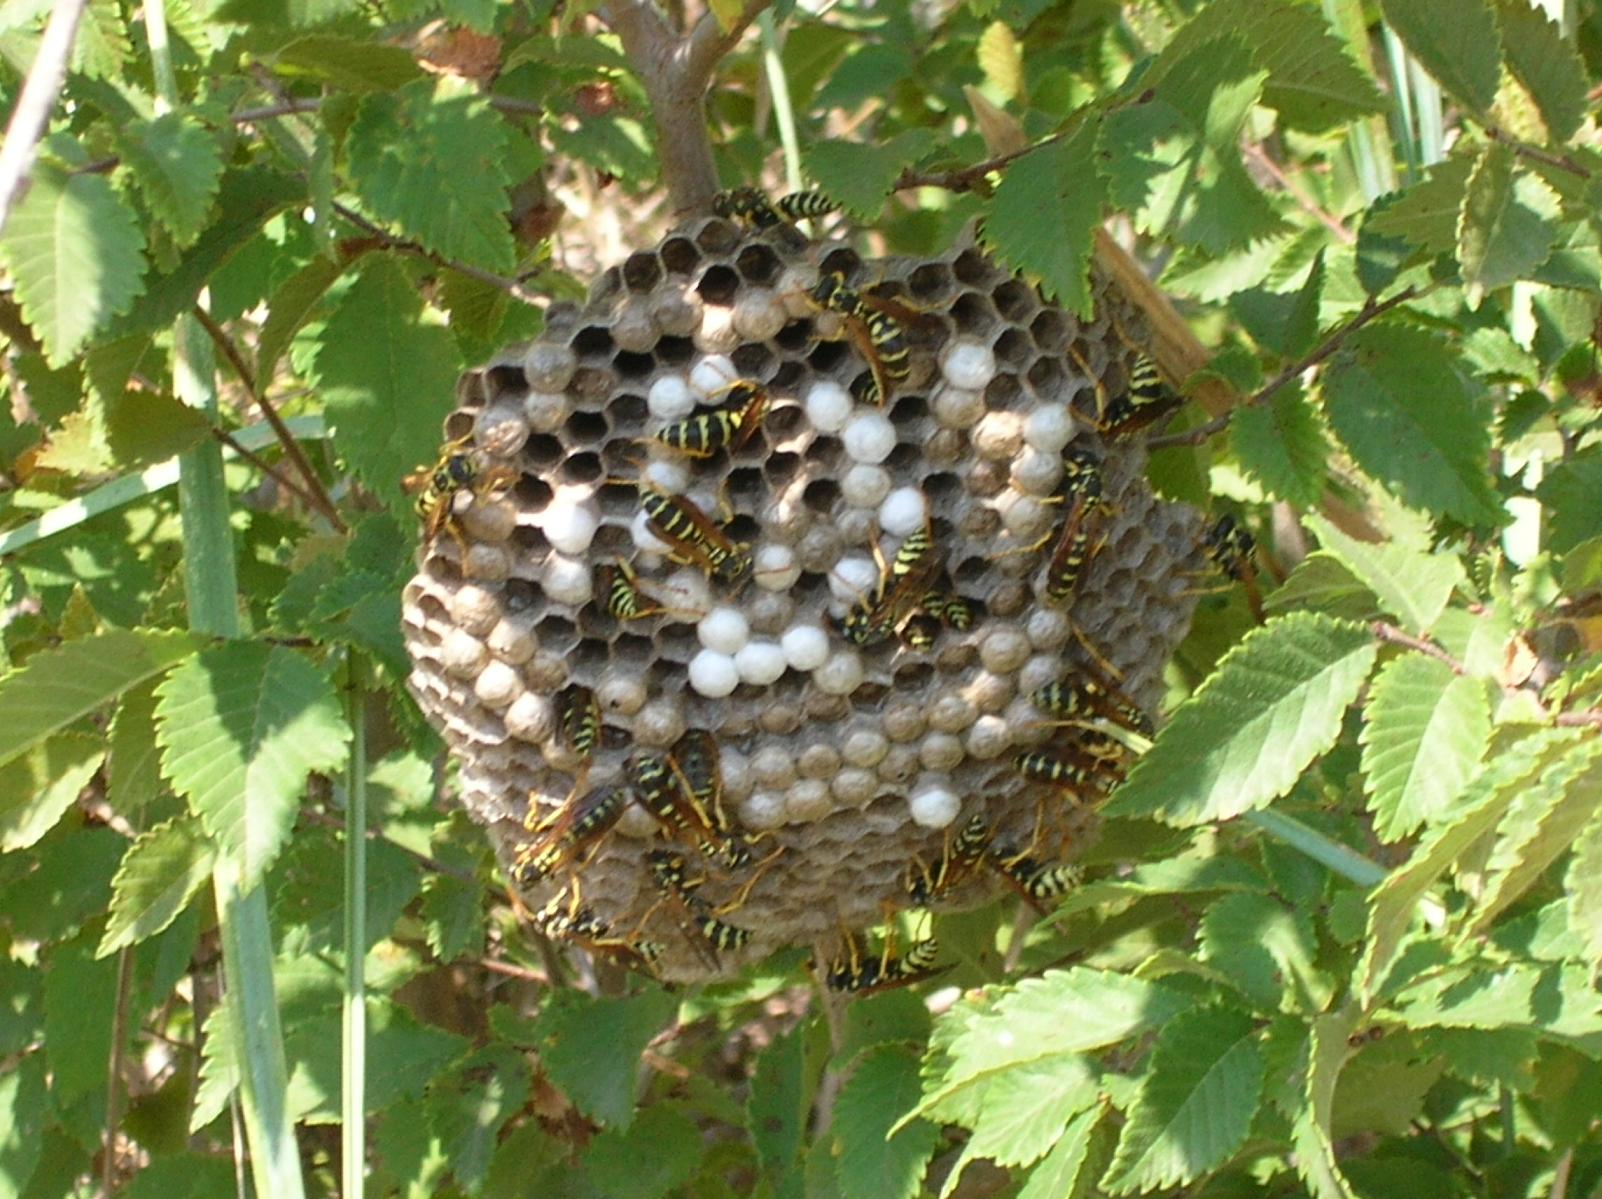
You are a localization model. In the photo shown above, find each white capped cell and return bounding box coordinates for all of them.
[596,673,648,717]
[688,649,740,697]
[1010,446,1063,497]
[932,385,984,429]
[504,692,554,743]
[440,628,487,678]
[842,409,896,464]
[828,555,879,605]
[841,728,889,768]
[753,543,801,590]
[909,782,961,829]
[472,660,521,710]
[698,606,751,654]
[634,698,687,748]
[1024,402,1076,453]
[647,374,696,421]
[733,288,788,341]
[540,552,593,607]
[542,496,600,555]
[630,509,671,554]
[812,649,864,695]
[655,567,713,621]
[781,624,831,671]
[941,340,997,390]
[643,458,690,494]
[804,380,854,433]
[841,463,892,509]
[740,791,787,832]
[750,745,797,789]
[878,486,928,537]
[690,355,738,397]
[736,640,787,686]
[785,779,832,823]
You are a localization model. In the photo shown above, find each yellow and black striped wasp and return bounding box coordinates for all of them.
[985,843,1082,914]
[530,886,664,974]
[1039,447,1109,606]
[652,380,770,459]
[1011,733,1125,795]
[512,782,630,888]
[839,523,947,647]
[644,848,753,962]
[712,186,839,230]
[1095,353,1184,440]
[1030,669,1152,737]
[806,272,913,407]
[598,557,663,621]
[819,928,944,994]
[637,485,753,587]
[667,729,772,874]
[402,435,517,552]
[905,814,993,907]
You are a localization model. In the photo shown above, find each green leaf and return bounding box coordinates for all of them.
[1459,144,1557,298]
[1108,613,1378,825]
[919,969,1193,1118]
[982,123,1102,317]
[43,934,119,1103]
[347,77,514,271]
[748,1029,807,1190]
[1360,655,1491,842]
[276,34,424,92]
[835,1046,938,1199]
[1102,1007,1263,1194]
[428,1048,531,1192]
[1378,0,1501,114]
[0,734,105,851]
[0,1055,47,1199]
[1494,0,1587,141]
[1100,36,1284,254]
[1292,1005,1362,1199]
[1395,963,1602,1039]
[0,161,147,366]
[1263,552,1377,622]
[583,1104,703,1199]
[1357,729,1585,1003]
[1471,738,1602,933]
[419,873,484,962]
[312,256,462,514]
[1160,0,1383,131]
[155,642,351,888]
[960,1055,1099,1171]
[107,679,166,815]
[72,0,131,79]
[118,112,224,248]
[1229,385,1330,508]
[532,988,677,1128]
[1231,251,1324,358]
[1017,1105,1102,1199]
[976,22,1022,102]
[255,255,347,392]
[97,816,216,956]
[1198,892,1331,1014]
[1322,324,1502,526]
[1565,820,1602,970]
[1536,452,1602,555]
[1305,515,1464,633]
[1365,155,1474,256]
[804,129,938,222]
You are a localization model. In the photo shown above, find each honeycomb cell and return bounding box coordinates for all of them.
[908,262,955,301]
[735,243,782,285]
[697,264,740,306]
[950,292,997,335]
[695,219,742,256]
[992,279,1036,322]
[659,236,700,274]
[1030,309,1071,353]
[623,251,663,292]
[572,325,614,360]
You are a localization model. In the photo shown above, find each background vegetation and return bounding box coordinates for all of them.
[1,0,1601,1195]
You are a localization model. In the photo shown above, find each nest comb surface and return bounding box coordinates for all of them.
[402,218,1207,982]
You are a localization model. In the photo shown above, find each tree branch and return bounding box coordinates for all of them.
[0,0,89,236]
[683,0,771,89]
[895,129,1071,194]
[330,201,548,307]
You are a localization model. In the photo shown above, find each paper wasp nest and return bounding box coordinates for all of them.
[402,216,1207,981]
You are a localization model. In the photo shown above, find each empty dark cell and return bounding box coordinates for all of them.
[523,436,562,471]
[804,436,841,473]
[774,320,812,353]
[790,571,828,602]
[656,623,696,661]
[992,280,1035,321]
[456,371,488,410]
[995,328,1031,368]
[660,237,700,274]
[443,410,476,442]
[954,555,987,584]
[803,478,840,514]
[890,394,927,428]
[1030,309,1071,352]
[656,336,694,366]
[503,578,540,612]
[597,478,638,517]
[819,247,863,280]
[735,243,781,285]
[622,252,663,292]
[535,613,576,647]
[893,661,934,690]
[571,637,609,673]
[425,555,462,585]
[695,220,740,255]
[571,325,614,359]
[764,402,807,441]
[952,248,993,286]
[724,513,760,541]
[607,392,647,427]
[614,350,654,379]
[951,292,996,333]
[884,443,919,473]
[726,467,765,504]
[732,343,774,378]
[984,373,1023,411]
[770,360,804,392]
[929,513,956,541]
[593,523,631,557]
[925,471,961,503]
[1027,356,1067,394]
[614,632,653,662]
[511,525,549,558]
[697,264,740,305]
[647,659,682,689]
[484,362,528,401]
[561,452,603,485]
[764,451,801,487]
[854,682,888,707]
[564,410,609,445]
[908,263,954,300]
[808,340,848,372]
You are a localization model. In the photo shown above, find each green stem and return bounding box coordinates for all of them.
[342,653,369,1199]
[758,9,802,195]
[151,0,304,1183]
[1244,809,1387,889]
[1381,28,1420,185]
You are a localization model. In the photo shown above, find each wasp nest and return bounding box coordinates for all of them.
[402,215,1207,982]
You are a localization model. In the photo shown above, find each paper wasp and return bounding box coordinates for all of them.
[712,186,839,229]
[653,380,769,458]
[556,684,601,760]
[637,485,753,587]
[1097,354,1184,439]
[402,435,516,552]
[820,928,944,994]
[1030,670,1152,737]
[806,272,912,407]
[645,848,753,960]
[986,845,1082,911]
[668,729,770,873]
[839,523,946,647]
[598,557,663,621]
[512,783,630,887]
[906,814,992,907]
[1194,513,1263,621]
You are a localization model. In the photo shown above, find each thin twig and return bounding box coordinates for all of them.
[330,201,548,308]
[229,94,543,125]
[191,305,347,532]
[894,128,1073,194]
[683,0,772,88]
[479,957,551,985]
[1484,125,1590,179]
[102,946,135,1196]
[1243,141,1355,245]
[0,0,89,236]
[1371,621,1468,674]
[207,427,326,513]
[1146,286,1421,450]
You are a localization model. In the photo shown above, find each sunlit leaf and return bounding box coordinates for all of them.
[98,817,216,956]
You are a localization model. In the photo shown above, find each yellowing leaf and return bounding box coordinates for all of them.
[977,22,1023,102]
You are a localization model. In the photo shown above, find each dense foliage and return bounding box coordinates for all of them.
[1,0,1601,1195]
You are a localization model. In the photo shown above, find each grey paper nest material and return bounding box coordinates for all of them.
[402,218,1207,982]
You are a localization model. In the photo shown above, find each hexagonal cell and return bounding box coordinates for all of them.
[656,336,694,366]
[774,320,812,355]
[570,366,617,401]
[606,392,648,428]
[819,246,864,280]
[694,219,742,256]
[456,370,489,410]
[807,339,850,374]
[1030,309,1071,353]
[908,262,955,302]
[991,279,1036,323]
[559,451,604,486]
[983,372,1025,412]
[763,451,802,489]
[802,477,840,514]
[655,622,696,663]
[951,247,996,287]
[1027,355,1068,398]
[735,243,782,286]
[696,264,740,306]
[571,325,614,360]
[443,409,477,442]
[614,350,655,380]
[534,613,578,654]
[595,477,637,518]
[622,251,663,292]
[763,402,808,444]
[994,328,1032,370]
[732,342,775,379]
[523,435,563,472]
[660,237,700,274]
[562,410,609,447]
[950,291,998,335]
